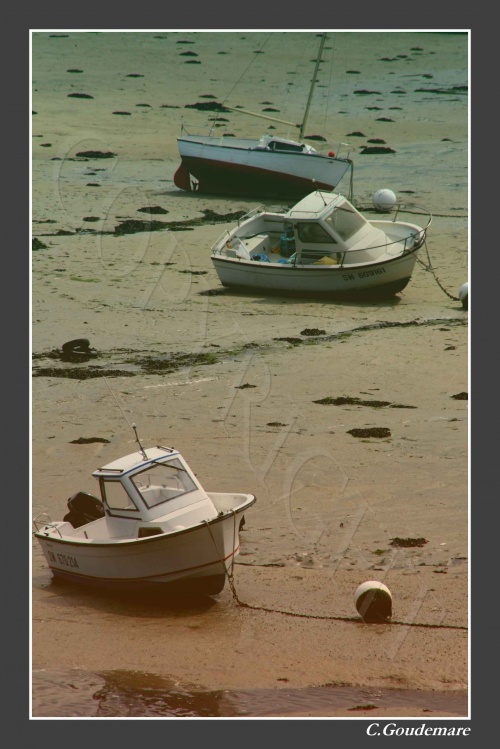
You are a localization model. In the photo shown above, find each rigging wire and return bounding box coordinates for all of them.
[283,32,311,140]
[209,33,273,134]
[323,33,336,141]
[220,33,273,108]
[103,376,136,435]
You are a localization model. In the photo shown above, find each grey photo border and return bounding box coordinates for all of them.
[13,5,489,744]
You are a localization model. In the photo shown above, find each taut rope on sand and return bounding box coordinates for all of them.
[225,580,468,631]
[206,528,468,631]
[416,239,461,301]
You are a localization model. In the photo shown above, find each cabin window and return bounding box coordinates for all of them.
[325,203,366,241]
[131,459,197,509]
[268,141,305,153]
[297,222,333,244]
[102,480,138,512]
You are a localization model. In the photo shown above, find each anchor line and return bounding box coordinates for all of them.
[203,514,239,596]
[205,531,467,631]
[352,206,467,220]
[225,575,467,631]
[415,240,461,301]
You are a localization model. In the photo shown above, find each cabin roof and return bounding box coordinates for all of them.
[286,191,345,220]
[93,446,178,477]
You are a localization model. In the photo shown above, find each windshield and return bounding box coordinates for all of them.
[297,222,333,244]
[325,202,366,241]
[130,459,197,509]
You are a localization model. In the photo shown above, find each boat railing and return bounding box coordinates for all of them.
[316,141,354,160]
[212,235,249,257]
[392,203,433,230]
[356,202,433,229]
[333,225,429,267]
[211,229,231,252]
[33,512,63,536]
[238,205,264,225]
[211,206,265,251]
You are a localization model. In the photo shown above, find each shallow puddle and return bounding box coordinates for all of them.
[32,668,467,718]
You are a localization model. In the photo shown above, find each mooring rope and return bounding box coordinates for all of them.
[205,528,467,631]
[228,571,467,631]
[227,591,468,631]
[351,203,466,302]
[204,513,239,593]
[416,240,461,301]
[354,205,468,220]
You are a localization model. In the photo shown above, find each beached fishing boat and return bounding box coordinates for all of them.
[174,34,353,199]
[210,191,432,299]
[33,432,256,595]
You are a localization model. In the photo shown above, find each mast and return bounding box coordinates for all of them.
[298,33,327,141]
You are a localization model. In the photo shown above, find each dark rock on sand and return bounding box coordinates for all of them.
[415,85,467,95]
[185,101,230,112]
[304,134,326,141]
[33,238,48,251]
[301,328,326,336]
[137,206,169,215]
[389,537,428,548]
[114,219,168,235]
[360,146,396,154]
[70,437,110,444]
[347,427,391,438]
[76,150,117,159]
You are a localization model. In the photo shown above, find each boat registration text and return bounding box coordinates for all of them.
[343,267,386,281]
[47,549,80,568]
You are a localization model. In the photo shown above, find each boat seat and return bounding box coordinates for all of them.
[243,234,269,255]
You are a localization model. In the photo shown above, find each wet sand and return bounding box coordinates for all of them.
[31,31,468,717]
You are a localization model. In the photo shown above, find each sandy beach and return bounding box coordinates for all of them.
[31,31,468,718]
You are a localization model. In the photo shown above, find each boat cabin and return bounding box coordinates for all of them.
[279,192,388,264]
[256,135,318,155]
[92,446,219,529]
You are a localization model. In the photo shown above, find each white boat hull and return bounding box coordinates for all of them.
[210,191,430,299]
[212,250,419,299]
[176,136,352,199]
[35,494,255,594]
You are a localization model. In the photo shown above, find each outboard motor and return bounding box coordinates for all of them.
[63,491,105,528]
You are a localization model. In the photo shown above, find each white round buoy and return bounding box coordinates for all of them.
[355,580,392,623]
[458,281,468,311]
[373,189,397,213]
